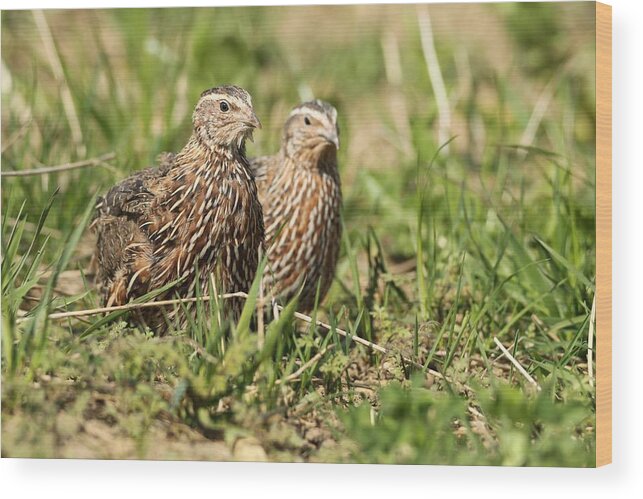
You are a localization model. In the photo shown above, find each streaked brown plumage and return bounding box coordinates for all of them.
[251,100,342,311]
[92,85,264,331]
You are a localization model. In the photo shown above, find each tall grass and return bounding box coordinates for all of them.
[2,4,596,464]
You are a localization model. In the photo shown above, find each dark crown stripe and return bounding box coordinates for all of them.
[200,85,250,103]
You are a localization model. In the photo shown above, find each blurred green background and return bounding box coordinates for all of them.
[2,3,597,465]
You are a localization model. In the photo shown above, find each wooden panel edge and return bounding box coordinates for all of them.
[595,0,612,467]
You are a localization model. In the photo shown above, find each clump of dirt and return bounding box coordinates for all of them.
[1,377,235,461]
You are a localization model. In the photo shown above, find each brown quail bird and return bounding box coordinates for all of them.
[250,100,342,311]
[92,85,264,331]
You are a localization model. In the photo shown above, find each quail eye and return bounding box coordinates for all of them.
[304,116,311,125]
[219,101,230,112]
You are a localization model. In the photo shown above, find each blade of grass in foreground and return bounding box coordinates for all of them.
[15,195,95,374]
[235,254,267,338]
[78,277,186,339]
[2,194,58,374]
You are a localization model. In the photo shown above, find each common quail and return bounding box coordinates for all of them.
[250,100,342,311]
[92,85,264,331]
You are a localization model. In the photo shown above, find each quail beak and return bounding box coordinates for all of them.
[242,110,261,143]
[322,132,340,150]
[244,110,262,130]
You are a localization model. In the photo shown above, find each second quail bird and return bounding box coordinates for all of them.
[92,85,264,331]
[250,100,342,311]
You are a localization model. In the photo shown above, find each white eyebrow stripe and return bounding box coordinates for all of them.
[313,100,337,122]
[200,93,248,107]
[289,107,335,127]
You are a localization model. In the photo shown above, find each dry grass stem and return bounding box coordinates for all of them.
[587,295,596,387]
[2,152,116,177]
[417,5,451,151]
[272,298,280,320]
[493,337,541,391]
[381,30,414,159]
[15,292,248,324]
[276,344,336,385]
[292,309,386,356]
[1,119,32,153]
[287,309,471,391]
[256,249,265,348]
[32,10,85,157]
[21,290,471,392]
[518,75,557,160]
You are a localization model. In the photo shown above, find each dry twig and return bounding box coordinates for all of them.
[1,152,116,177]
[18,290,470,392]
[15,292,247,324]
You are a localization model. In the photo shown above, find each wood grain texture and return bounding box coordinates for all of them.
[595,1,612,467]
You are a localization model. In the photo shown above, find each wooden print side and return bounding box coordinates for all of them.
[595,0,612,468]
